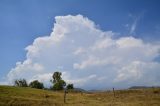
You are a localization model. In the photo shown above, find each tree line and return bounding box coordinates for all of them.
[14,71,74,90]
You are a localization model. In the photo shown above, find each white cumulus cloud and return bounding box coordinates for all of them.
[7,14,160,89]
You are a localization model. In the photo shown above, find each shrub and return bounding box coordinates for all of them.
[29,80,44,89]
[66,84,74,90]
[14,79,28,87]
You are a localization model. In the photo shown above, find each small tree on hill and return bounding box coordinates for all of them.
[14,79,28,87]
[53,80,66,90]
[66,84,74,90]
[51,71,66,90]
[52,71,62,83]
[29,80,44,89]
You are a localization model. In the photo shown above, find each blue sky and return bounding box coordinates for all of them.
[0,0,160,89]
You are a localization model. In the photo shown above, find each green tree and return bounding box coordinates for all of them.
[29,80,44,89]
[53,80,66,90]
[51,71,66,90]
[66,84,74,90]
[52,72,62,83]
[14,79,28,87]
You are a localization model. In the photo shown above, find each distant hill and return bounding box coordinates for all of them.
[73,88,86,92]
[129,86,160,89]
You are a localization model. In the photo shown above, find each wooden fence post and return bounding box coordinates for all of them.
[64,89,67,103]
[113,87,115,97]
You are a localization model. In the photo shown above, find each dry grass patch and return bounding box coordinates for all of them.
[0,85,160,106]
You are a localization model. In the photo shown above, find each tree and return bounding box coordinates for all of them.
[29,80,44,89]
[51,71,66,90]
[52,72,62,83]
[52,80,66,90]
[14,79,28,87]
[66,84,74,90]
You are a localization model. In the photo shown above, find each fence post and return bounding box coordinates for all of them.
[64,89,67,103]
[113,87,115,97]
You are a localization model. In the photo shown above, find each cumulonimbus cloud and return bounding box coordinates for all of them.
[7,15,160,89]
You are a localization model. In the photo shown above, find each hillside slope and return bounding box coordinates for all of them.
[0,85,160,106]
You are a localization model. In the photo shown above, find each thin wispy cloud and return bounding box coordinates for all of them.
[130,17,138,34]
[129,14,141,35]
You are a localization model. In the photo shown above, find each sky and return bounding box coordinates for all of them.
[0,0,160,90]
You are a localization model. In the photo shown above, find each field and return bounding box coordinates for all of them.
[0,85,160,106]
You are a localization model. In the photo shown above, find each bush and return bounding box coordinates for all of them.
[14,79,28,87]
[29,80,44,89]
[52,80,66,90]
[66,84,74,90]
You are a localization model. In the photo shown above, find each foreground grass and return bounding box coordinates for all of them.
[0,85,160,106]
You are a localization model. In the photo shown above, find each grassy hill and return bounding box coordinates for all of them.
[0,85,160,106]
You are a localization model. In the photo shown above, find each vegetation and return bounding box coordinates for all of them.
[0,85,160,106]
[14,79,28,87]
[52,80,66,90]
[5,72,160,105]
[66,84,74,90]
[14,71,69,91]
[29,80,44,89]
[51,71,66,90]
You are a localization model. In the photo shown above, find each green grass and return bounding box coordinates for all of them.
[0,85,160,106]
